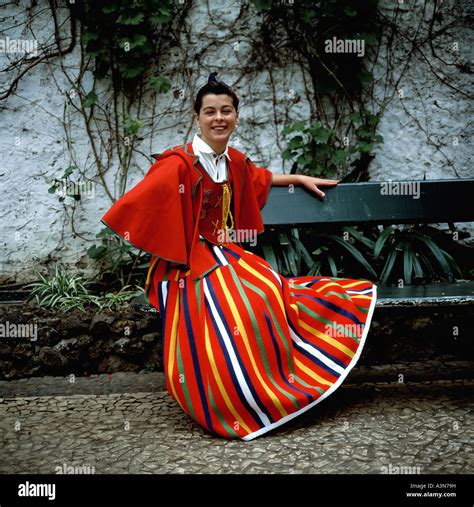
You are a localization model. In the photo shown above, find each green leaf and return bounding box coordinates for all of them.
[359,70,373,83]
[282,121,306,135]
[297,153,312,166]
[102,4,118,14]
[412,252,424,279]
[117,12,145,25]
[279,232,290,246]
[253,0,273,11]
[380,249,398,284]
[293,237,314,270]
[416,236,453,279]
[344,226,376,250]
[148,76,172,93]
[330,149,347,165]
[82,91,97,108]
[374,226,394,257]
[284,244,298,276]
[403,242,413,285]
[261,242,278,272]
[328,235,377,277]
[63,166,75,178]
[327,255,338,277]
[288,136,304,150]
[344,6,358,16]
[83,31,99,45]
[349,112,361,123]
[312,127,332,143]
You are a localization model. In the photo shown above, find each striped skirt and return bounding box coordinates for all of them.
[155,242,377,441]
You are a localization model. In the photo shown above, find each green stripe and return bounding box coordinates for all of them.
[325,291,352,301]
[176,339,198,421]
[207,380,239,438]
[194,279,202,314]
[241,278,321,393]
[228,266,301,410]
[296,301,361,342]
[163,262,172,281]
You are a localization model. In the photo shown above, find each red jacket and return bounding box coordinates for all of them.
[101,142,273,281]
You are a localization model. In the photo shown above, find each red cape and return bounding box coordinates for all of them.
[101,142,273,281]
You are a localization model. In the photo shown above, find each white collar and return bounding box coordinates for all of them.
[193,134,232,161]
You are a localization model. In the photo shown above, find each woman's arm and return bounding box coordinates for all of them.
[272,173,339,199]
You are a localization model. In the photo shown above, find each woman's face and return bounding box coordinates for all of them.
[194,93,239,148]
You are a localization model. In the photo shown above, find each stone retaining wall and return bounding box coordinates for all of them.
[0,302,472,380]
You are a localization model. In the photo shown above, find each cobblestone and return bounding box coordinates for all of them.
[0,376,472,474]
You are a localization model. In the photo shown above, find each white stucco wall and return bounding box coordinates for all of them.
[0,0,472,283]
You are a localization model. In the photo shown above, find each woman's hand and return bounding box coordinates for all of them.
[271,173,339,198]
[298,175,339,198]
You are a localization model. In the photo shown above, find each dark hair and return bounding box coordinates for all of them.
[193,72,240,115]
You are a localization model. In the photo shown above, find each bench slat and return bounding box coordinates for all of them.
[376,280,474,306]
[261,179,474,226]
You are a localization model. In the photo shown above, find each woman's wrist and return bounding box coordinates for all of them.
[271,173,303,186]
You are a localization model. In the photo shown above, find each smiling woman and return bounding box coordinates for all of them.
[101,72,377,441]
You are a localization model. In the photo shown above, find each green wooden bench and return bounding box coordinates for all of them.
[260,178,474,307]
[133,178,473,311]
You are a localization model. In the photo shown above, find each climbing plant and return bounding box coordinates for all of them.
[251,0,383,180]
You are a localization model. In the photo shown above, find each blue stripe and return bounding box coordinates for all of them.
[221,246,241,260]
[182,280,215,433]
[296,293,365,326]
[205,276,276,425]
[263,312,313,404]
[288,319,347,370]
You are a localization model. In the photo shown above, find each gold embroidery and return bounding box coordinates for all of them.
[222,183,234,233]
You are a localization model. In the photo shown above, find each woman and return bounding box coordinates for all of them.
[102,72,377,441]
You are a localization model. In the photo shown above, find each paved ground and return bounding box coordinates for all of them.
[0,372,472,474]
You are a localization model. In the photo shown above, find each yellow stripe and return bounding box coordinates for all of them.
[145,257,159,286]
[315,282,340,293]
[239,259,285,316]
[204,318,252,433]
[349,294,372,300]
[298,319,355,358]
[215,268,288,418]
[290,303,299,314]
[166,291,187,412]
[295,357,333,386]
[341,280,369,289]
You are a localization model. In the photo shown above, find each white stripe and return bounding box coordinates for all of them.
[289,327,345,375]
[203,278,271,426]
[262,265,282,286]
[242,284,378,441]
[160,281,169,308]
[213,245,229,266]
[347,288,373,295]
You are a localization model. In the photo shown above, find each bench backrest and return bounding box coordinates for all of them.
[261,179,474,226]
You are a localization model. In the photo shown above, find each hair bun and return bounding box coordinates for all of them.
[208,72,219,84]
